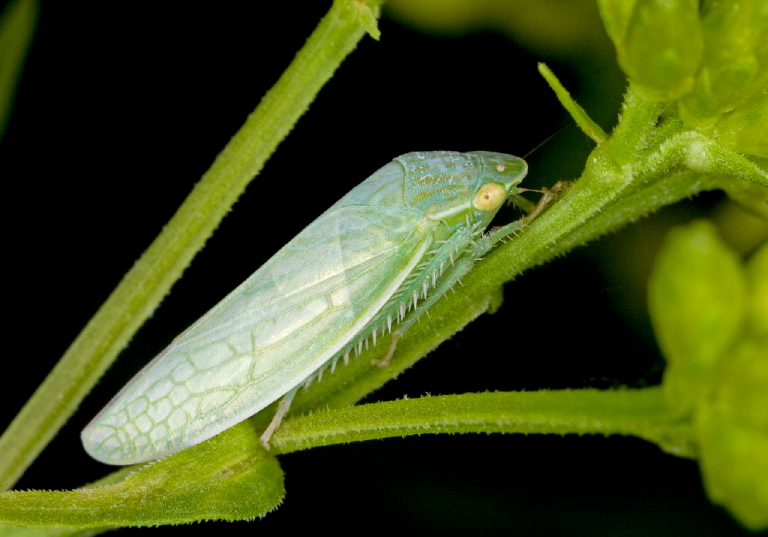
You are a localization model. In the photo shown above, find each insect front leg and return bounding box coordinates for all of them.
[482,180,572,252]
[517,180,573,226]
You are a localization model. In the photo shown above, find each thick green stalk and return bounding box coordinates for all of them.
[271,388,694,457]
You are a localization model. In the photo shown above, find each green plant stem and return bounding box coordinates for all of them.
[0,387,692,531]
[538,63,607,144]
[474,82,767,287]
[0,0,380,491]
[271,387,694,457]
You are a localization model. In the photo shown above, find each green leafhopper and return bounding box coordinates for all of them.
[82,151,528,465]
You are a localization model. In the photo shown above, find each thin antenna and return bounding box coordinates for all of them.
[523,124,571,159]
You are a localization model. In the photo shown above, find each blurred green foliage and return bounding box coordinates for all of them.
[649,223,767,529]
[600,0,768,158]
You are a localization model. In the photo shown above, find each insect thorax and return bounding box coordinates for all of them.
[397,151,485,213]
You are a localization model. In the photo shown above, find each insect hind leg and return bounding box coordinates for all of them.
[260,386,299,449]
[371,227,476,367]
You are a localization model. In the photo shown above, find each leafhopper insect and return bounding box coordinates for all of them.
[82,151,529,465]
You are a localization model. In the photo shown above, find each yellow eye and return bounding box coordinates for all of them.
[472,183,506,211]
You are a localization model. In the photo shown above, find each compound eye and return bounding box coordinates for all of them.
[472,183,506,212]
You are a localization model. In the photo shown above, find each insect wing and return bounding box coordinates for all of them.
[82,201,434,464]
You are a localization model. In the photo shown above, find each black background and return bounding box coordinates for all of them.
[0,2,753,535]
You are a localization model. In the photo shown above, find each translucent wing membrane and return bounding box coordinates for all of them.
[82,151,527,465]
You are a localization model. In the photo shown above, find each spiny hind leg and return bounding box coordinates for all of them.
[369,226,475,367]
[385,179,573,366]
[373,257,476,367]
